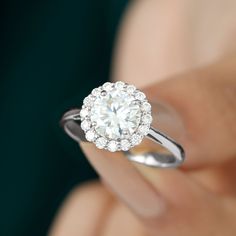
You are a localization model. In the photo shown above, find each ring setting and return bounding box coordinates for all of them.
[80,81,152,152]
[61,81,185,168]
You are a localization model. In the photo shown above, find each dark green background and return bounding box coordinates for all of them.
[1,1,127,235]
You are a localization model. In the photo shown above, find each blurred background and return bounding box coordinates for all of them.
[1,1,128,235]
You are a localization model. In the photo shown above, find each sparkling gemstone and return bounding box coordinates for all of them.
[81,120,91,131]
[107,141,118,152]
[142,114,152,124]
[115,81,125,89]
[90,88,142,140]
[95,137,107,149]
[92,88,101,96]
[80,108,89,118]
[80,81,153,152]
[127,85,136,94]
[83,95,94,106]
[103,82,113,91]
[120,139,131,151]
[142,102,151,112]
[131,134,142,145]
[138,125,150,135]
[85,130,96,141]
[135,91,146,100]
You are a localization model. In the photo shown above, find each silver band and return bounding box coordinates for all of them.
[61,109,185,168]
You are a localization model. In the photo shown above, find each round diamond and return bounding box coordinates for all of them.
[85,130,96,141]
[80,108,89,119]
[131,134,143,145]
[120,139,131,151]
[135,91,146,100]
[92,88,101,96]
[107,140,118,152]
[81,120,91,131]
[115,81,125,89]
[127,85,136,94]
[103,82,113,91]
[142,102,151,112]
[143,114,152,124]
[138,125,150,135]
[83,95,94,106]
[90,88,141,140]
[95,137,107,149]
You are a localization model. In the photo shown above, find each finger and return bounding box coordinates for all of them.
[133,164,236,236]
[102,202,145,236]
[80,143,232,236]
[49,182,113,236]
[112,0,236,88]
[80,142,165,219]
[78,59,236,235]
[145,57,236,168]
[79,129,219,217]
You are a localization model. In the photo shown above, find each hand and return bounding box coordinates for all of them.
[49,57,236,236]
[49,1,236,235]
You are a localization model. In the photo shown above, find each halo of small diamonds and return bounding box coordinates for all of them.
[80,81,152,152]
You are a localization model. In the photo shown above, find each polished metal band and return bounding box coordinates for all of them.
[61,109,185,168]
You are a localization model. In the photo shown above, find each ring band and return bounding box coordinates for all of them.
[60,81,185,168]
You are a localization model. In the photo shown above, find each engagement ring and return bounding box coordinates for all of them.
[61,81,185,168]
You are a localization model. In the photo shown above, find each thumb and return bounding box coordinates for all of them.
[145,57,236,168]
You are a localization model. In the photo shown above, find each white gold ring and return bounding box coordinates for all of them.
[61,81,185,168]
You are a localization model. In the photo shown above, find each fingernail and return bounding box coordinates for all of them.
[152,100,186,141]
[128,100,186,201]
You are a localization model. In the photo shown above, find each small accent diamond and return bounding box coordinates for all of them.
[103,82,113,91]
[135,91,146,100]
[80,108,89,119]
[131,134,143,145]
[83,95,94,106]
[127,85,136,94]
[115,81,125,90]
[107,140,118,152]
[92,88,101,96]
[120,139,131,151]
[95,137,107,149]
[138,125,150,135]
[142,102,151,112]
[142,114,152,124]
[85,130,96,142]
[81,120,91,131]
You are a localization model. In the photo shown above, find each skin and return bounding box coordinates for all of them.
[49,1,236,235]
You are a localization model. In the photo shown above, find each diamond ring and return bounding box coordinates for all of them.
[61,81,185,168]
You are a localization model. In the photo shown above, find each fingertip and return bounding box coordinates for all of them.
[79,142,166,219]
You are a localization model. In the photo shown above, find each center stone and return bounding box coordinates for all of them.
[90,89,141,140]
